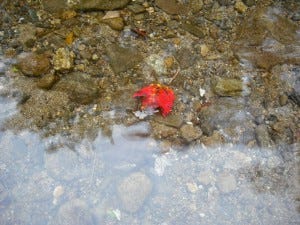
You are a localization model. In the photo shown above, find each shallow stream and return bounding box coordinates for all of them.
[0,1,299,224]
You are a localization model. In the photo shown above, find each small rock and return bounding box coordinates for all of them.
[200,44,209,57]
[53,48,75,72]
[102,17,125,31]
[57,199,93,225]
[37,73,59,90]
[155,0,187,15]
[175,48,198,69]
[217,0,234,6]
[213,77,243,97]
[54,72,100,104]
[17,52,50,77]
[154,114,183,128]
[127,3,146,14]
[235,0,247,13]
[117,172,152,213]
[53,185,64,199]
[106,44,143,74]
[255,124,273,148]
[181,21,205,38]
[102,10,120,19]
[41,0,67,13]
[186,182,198,193]
[201,131,225,146]
[279,94,288,106]
[242,0,256,7]
[189,0,204,13]
[164,56,174,69]
[72,0,131,11]
[53,185,64,205]
[217,173,237,193]
[180,124,202,142]
[152,122,178,139]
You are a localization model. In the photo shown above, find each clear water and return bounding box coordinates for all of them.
[0,57,299,225]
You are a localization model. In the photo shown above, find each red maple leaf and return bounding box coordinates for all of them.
[133,84,175,117]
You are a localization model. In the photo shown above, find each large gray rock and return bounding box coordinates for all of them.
[117,172,152,213]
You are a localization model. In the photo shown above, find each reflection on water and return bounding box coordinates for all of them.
[0,89,299,224]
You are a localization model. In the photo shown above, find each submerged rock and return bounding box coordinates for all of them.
[101,17,125,31]
[255,124,273,148]
[180,21,205,38]
[213,77,243,97]
[180,124,202,142]
[54,72,100,104]
[37,73,60,90]
[41,0,67,13]
[155,0,187,15]
[234,6,300,70]
[106,44,143,74]
[57,199,93,225]
[53,48,75,72]
[72,0,131,11]
[117,172,152,213]
[17,52,50,77]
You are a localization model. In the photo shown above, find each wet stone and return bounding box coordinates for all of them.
[154,114,183,128]
[127,3,146,14]
[279,94,288,106]
[155,0,187,15]
[37,74,59,90]
[53,48,75,72]
[69,0,130,10]
[180,124,202,142]
[255,124,273,148]
[242,0,256,7]
[235,0,247,13]
[117,172,152,213]
[54,72,100,104]
[102,17,125,31]
[106,44,143,74]
[41,0,68,13]
[151,122,178,139]
[180,22,205,38]
[57,199,93,225]
[17,52,50,77]
[72,0,131,11]
[213,77,243,97]
[175,48,198,69]
[217,0,235,6]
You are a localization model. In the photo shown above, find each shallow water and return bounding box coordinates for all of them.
[0,67,299,224]
[1,1,300,224]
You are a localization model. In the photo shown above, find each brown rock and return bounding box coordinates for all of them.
[17,52,51,77]
[155,0,187,15]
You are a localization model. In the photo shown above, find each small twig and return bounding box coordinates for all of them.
[168,69,180,85]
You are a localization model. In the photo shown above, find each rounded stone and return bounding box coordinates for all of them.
[117,172,152,213]
[57,199,93,225]
[17,52,50,77]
